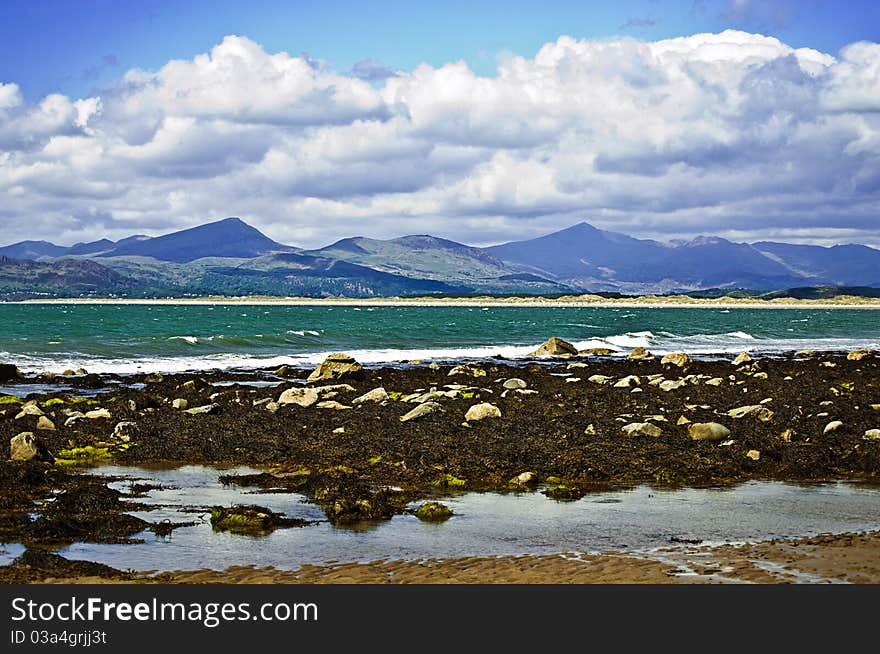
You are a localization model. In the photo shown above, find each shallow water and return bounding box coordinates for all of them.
[30,465,880,573]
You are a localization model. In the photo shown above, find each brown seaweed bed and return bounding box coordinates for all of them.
[1,349,879,581]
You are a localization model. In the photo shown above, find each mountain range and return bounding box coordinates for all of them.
[0,216,877,299]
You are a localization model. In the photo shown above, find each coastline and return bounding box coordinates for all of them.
[11,294,880,309]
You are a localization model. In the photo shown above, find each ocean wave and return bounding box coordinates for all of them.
[5,332,880,375]
[168,336,199,345]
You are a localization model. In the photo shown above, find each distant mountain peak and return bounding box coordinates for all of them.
[683,236,731,247]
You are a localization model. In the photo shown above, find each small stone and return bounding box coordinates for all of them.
[63,413,84,427]
[316,401,351,410]
[332,427,346,434]
[727,405,775,421]
[821,362,837,368]
[144,372,164,383]
[659,379,685,392]
[704,378,724,386]
[620,422,662,438]
[566,362,590,369]
[732,352,752,366]
[823,420,843,435]
[428,362,440,370]
[779,429,796,442]
[584,424,596,435]
[502,378,527,390]
[448,364,487,378]
[677,416,691,426]
[84,408,112,420]
[579,348,614,356]
[184,404,220,415]
[588,375,613,385]
[746,450,761,461]
[465,403,501,421]
[352,387,389,404]
[863,429,880,441]
[172,398,188,410]
[565,377,581,383]
[847,349,875,361]
[400,402,443,422]
[113,421,138,442]
[510,471,537,486]
[265,401,280,413]
[36,416,56,431]
[794,349,816,358]
[753,372,768,380]
[688,422,731,442]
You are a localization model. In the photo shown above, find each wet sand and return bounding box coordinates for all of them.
[20,530,879,584]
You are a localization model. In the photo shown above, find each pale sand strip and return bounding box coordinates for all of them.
[13,295,880,309]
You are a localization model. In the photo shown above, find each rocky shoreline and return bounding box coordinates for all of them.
[1,341,879,582]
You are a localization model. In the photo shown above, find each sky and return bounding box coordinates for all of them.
[0,0,878,248]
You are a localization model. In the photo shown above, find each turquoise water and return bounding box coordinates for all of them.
[2,303,879,374]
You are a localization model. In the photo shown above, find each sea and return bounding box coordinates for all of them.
[1,302,879,374]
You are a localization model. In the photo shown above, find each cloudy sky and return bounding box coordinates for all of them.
[1,0,878,249]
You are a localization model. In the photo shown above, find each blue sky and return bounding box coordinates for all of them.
[3,0,877,101]
[0,0,878,248]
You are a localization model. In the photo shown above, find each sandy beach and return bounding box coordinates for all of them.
[14,294,880,309]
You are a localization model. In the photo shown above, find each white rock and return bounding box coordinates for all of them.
[613,375,640,388]
[620,422,662,438]
[588,375,613,385]
[10,432,38,461]
[502,378,527,389]
[352,387,389,405]
[465,403,501,421]
[400,402,443,422]
[688,422,732,442]
[823,420,843,435]
[84,408,112,420]
[277,387,320,408]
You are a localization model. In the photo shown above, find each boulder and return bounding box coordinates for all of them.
[613,375,640,388]
[528,337,578,357]
[113,421,138,442]
[848,349,876,361]
[399,402,443,422]
[620,422,662,438]
[502,378,527,390]
[306,353,363,383]
[794,349,816,358]
[144,372,164,383]
[10,432,37,461]
[688,422,731,442]
[732,352,752,366]
[661,352,692,368]
[15,404,45,419]
[727,405,775,421]
[277,387,320,407]
[0,363,22,382]
[352,387,388,404]
[415,502,453,522]
[863,429,880,441]
[823,420,843,435]
[84,408,111,420]
[36,416,56,431]
[464,403,501,421]
[579,348,614,356]
[627,347,654,361]
[588,375,613,385]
